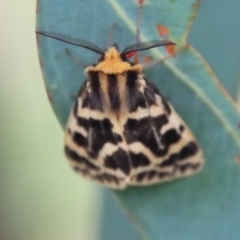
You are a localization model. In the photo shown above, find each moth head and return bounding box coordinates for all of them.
[94,44,131,74]
[36,31,176,74]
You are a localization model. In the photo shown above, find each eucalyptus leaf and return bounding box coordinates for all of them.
[36,0,240,239]
[189,0,240,99]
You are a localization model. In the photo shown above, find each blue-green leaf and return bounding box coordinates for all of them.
[36,0,240,239]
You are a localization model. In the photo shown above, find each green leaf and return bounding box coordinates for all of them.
[36,0,240,239]
[189,1,240,100]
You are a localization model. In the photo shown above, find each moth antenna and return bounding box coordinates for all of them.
[121,40,176,56]
[36,31,104,55]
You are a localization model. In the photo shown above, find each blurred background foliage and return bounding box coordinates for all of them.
[1,1,240,240]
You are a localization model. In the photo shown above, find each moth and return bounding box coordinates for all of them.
[37,31,204,189]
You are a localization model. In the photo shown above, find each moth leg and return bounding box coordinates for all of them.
[106,23,117,49]
[65,49,87,68]
[142,54,174,69]
[135,0,144,44]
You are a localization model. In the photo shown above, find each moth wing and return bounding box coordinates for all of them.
[64,82,131,189]
[122,80,204,186]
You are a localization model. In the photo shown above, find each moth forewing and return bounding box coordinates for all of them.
[65,108,129,190]
[37,30,204,189]
[118,74,204,186]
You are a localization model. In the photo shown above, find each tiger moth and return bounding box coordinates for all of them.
[37,31,204,189]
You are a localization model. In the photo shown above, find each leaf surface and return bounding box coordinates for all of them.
[36,0,240,239]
